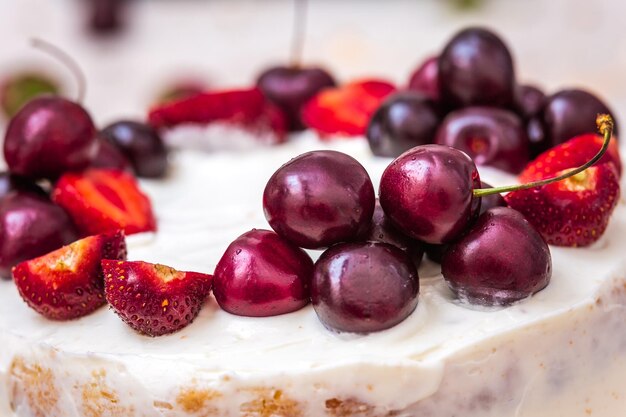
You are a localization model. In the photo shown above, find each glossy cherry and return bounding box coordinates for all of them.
[537,89,619,153]
[435,107,529,174]
[442,207,551,305]
[379,145,481,244]
[100,120,168,178]
[365,200,424,267]
[312,242,419,333]
[257,66,336,131]
[366,91,440,157]
[0,192,78,279]
[439,27,515,108]
[213,229,313,317]
[4,96,97,179]
[263,150,375,249]
[408,56,439,101]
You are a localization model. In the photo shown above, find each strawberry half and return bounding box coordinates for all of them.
[301,79,396,137]
[52,169,156,236]
[102,260,212,337]
[519,133,622,183]
[12,230,126,320]
[147,87,287,149]
[505,163,620,247]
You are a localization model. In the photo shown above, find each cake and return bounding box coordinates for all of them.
[0,132,625,416]
[1,21,625,417]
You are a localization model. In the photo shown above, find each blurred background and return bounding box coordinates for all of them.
[0,0,624,126]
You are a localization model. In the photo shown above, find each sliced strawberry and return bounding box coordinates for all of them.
[301,79,396,137]
[12,230,126,320]
[102,260,212,337]
[147,87,287,145]
[52,169,156,236]
[505,164,620,247]
[519,133,621,183]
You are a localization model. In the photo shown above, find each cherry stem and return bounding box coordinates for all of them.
[290,0,307,68]
[474,114,614,197]
[31,38,86,103]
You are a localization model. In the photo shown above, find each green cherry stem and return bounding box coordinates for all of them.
[474,114,614,197]
[31,38,87,104]
[290,0,307,68]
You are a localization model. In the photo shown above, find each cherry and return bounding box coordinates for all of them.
[91,137,131,171]
[408,56,439,101]
[100,120,168,178]
[213,229,313,317]
[257,66,336,131]
[514,84,545,120]
[0,72,59,118]
[312,242,418,333]
[366,92,440,157]
[379,144,481,244]
[88,0,126,34]
[365,200,424,267]
[4,96,97,179]
[0,172,47,198]
[0,192,78,279]
[536,89,619,153]
[478,181,506,215]
[442,207,551,305]
[439,27,515,108]
[264,150,375,249]
[435,107,529,174]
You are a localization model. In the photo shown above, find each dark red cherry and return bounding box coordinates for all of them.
[257,66,336,131]
[88,0,126,34]
[365,200,424,267]
[4,96,97,179]
[0,192,78,279]
[312,242,419,333]
[408,56,439,101]
[100,120,168,178]
[539,89,619,153]
[435,107,529,174]
[0,172,47,198]
[442,207,551,305]
[439,27,515,108]
[514,84,545,120]
[379,144,481,244]
[366,92,440,157]
[478,181,506,215]
[213,229,313,317]
[91,137,131,171]
[263,150,375,249]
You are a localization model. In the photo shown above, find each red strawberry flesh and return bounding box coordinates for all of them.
[12,230,126,320]
[519,133,621,183]
[102,260,212,337]
[301,79,396,136]
[506,163,620,247]
[52,169,156,236]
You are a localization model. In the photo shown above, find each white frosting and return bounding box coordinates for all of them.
[1,133,626,417]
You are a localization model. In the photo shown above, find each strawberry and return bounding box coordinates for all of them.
[301,79,396,137]
[519,133,621,183]
[12,230,126,320]
[147,87,287,145]
[505,164,620,247]
[52,168,156,236]
[102,260,212,337]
